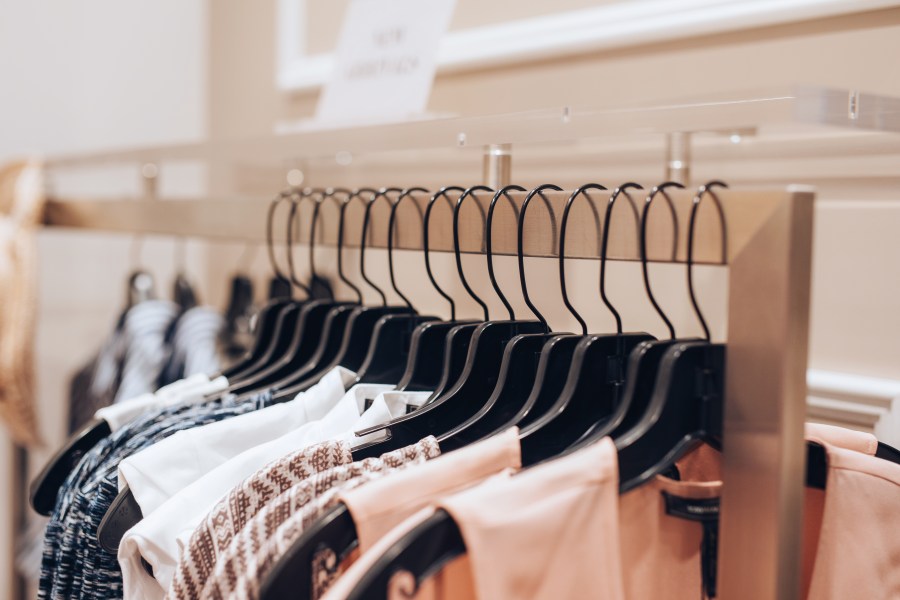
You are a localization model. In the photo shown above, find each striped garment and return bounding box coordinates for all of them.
[114,300,180,404]
[169,437,441,600]
[68,320,129,433]
[158,306,225,387]
[39,390,274,600]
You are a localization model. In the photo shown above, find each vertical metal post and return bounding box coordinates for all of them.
[142,163,159,199]
[483,144,511,188]
[719,188,814,599]
[665,132,691,186]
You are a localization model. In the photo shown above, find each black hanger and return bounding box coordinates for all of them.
[257,187,484,599]
[350,185,546,459]
[408,187,491,399]
[268,189,415,401]
[564,182,689,454]
[219,272,255,362]
[268,274,292,300]
[172,236,198,310]
[126,269,156,309]
[475,184,608,439]
[30,418,112,515]
[436,184,569,451]
[259,502,358,600]
[614,181,727,492]
[343,507,464,600]
[354,187,440,384]
[156,238,203,387]
[227,189,352,396]
[220,191,298,381]
[338,180,655,596]
[123,233,158,308]
[335,186,687,597]
[253,188,362,394]
[395,187,483,392]
[516,182,664,467]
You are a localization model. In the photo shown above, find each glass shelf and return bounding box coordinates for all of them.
[45,85,900,168]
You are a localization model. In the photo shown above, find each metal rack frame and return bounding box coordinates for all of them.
[30,85,900,599]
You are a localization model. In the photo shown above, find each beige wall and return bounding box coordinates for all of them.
[0,1,208,597]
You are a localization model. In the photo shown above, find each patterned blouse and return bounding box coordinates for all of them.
[167,437,441,600]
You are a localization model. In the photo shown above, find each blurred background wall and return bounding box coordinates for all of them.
[1,1,899,597]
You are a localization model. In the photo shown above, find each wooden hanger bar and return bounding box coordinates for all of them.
[45,187,778,265]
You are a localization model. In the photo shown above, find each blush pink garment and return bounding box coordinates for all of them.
[617,450,720,599]
[342,427,522,554]
[618,425,884,600]
[318,428,522,600]
[802,435,900,599]
[437,437,624,600]
[325,425,894,600]
[804,422,878,456]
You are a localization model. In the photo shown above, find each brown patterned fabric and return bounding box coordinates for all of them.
[0,161,45,446]
[167,439,353,599]
[167,437,440,600]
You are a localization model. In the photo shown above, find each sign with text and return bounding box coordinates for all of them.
[315,0,457,123]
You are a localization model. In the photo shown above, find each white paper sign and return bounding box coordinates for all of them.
[315,0,457,123]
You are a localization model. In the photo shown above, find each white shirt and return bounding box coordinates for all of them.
[118,384,425,600]
[95,374,227,432]
[117,366,356,516]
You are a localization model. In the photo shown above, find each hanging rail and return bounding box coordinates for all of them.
[41,184,816,599]
[45,188,780,264]
[34,83,900,599]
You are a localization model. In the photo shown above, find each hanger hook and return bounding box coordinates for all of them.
[265,190,292,285]
[600,183,643,334]
[486,185,527,320]
[322,188,362,304]
[174,235,187,275]
[285,188,319,298]
[306,188,331,299]
[518,183,563,332]
[236,240,258,275]
[389,187,429,311]
[299,187,333,300]
[454,186,494,320]
[559,183,607,334]
[360,187,403,306]
[688,180,729,341]
[129,233,145,272]
[345,188,380,303]
[641,181,683,339]
[424,187,467,320]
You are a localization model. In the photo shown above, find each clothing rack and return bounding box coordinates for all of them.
[35,85,900,599]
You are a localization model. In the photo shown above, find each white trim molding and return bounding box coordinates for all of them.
[277,0,900,92]
[807,369,900,446]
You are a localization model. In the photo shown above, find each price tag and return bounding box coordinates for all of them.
[316,0,457,123]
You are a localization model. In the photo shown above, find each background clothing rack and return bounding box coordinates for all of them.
[34,85,900,599]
